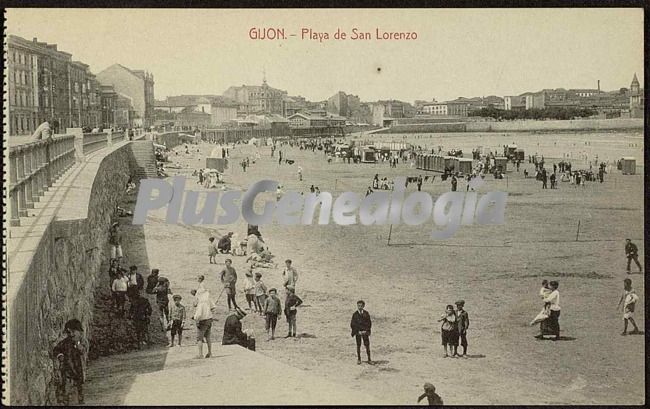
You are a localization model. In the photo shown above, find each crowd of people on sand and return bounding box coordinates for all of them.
[50,137,644,405]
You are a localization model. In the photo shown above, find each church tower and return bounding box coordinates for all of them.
[630,73,640,94]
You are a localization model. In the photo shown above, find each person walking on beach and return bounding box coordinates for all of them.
[625,239,642,274]
[298,166,303,181]
[617,278,641,335]
[283,259,299,296]
[451,175,458,192]
[208,237,218,263]
[220,258,239,310]
[350,300,372,365]
[191,288,213,358]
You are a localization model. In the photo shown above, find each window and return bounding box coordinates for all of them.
[74,82,79,93]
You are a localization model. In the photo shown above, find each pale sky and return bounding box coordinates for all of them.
[6,8,644,103]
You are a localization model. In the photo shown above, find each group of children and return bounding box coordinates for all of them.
[240,267,302,340]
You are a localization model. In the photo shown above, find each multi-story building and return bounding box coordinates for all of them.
[419,100,469,116]
[223,79,288,115]
[96,63,155,127]
[68,61,88,128]
[114,93,135,128]
[7,35,76,135]
[504,95,527,111]
[100,85,118,128]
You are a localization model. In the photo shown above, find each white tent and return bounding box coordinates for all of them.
[248,137,259,146]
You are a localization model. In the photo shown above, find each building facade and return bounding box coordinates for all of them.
[7,35,76,135]
[96,63,155,127]
[223,80,288,115]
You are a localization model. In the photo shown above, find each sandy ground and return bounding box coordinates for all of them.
[96,131,644,405]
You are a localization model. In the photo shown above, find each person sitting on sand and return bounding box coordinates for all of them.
[218,232,233,254]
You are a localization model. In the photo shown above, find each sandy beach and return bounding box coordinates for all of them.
[110,132,643,405]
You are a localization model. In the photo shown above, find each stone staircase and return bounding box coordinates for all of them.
[129,141,157,180]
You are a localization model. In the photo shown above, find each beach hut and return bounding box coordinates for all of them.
[621,157,636,175]
[444,156,455,172]
[206,157,228,172]
[435,155,444,172]
[514,148,525,161]
[416,153,423,169]
[494,157,508,173]
[361,147,378,163]
[458,158,473,175]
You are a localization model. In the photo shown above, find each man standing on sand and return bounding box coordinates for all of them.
[282,259,299,296]
[220,259,239,310]
[350,300,372,365]
[455,300,469,357]
[625,239,642,274]
[191,288,213,358]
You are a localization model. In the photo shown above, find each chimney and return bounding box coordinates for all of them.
[33,37,37,42]
[597,80,600,93]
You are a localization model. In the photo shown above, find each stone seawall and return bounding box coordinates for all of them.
[8,143,137,405]
[465,118,643,132]
[375,118,643,134]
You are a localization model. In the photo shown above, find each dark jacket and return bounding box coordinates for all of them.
[109,228,122,245]
[145,274,159,294]
[222,314,247,346]
[52,336,87,382]
[126,272,144,297]
[457,310,469,333]
[153,280,171,305]
[626,242,638,256]
[130,296,152,321]
[350,309,372,337]
[284,293,303,317]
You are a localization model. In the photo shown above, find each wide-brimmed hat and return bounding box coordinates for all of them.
[172,294,182,300]
[234,307,247,318]
[455,300,465,306]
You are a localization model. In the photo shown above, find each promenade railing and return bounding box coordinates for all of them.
[82,132,109,154]
[8,135,76,226]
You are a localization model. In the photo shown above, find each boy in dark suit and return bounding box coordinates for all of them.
[350,300,372,364]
